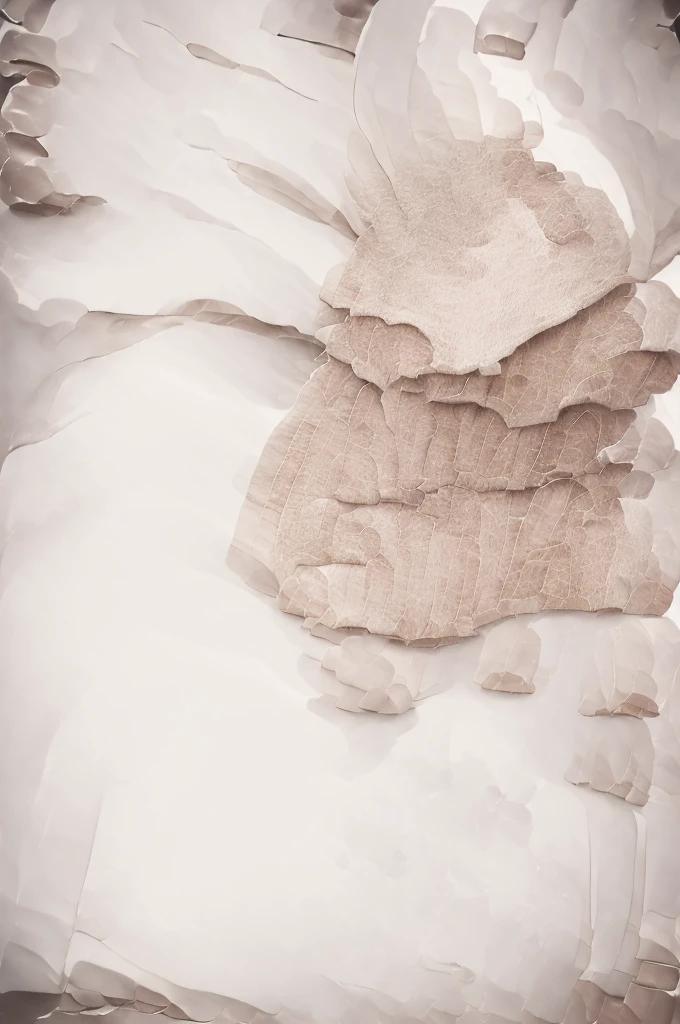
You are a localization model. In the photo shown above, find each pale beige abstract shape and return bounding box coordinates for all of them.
[0,0,57,33]
[333,0,377,16]
[238,356,634,511]
[320,634,417,714]
[227,159,356,239]
[473,0,542,61]
[324,137,633,375]
[634,960,679,990]
[598,403,668,472]
[562,982,627,1024]
[473,33,527,61]
[642,452,680,592]
[566,717,654,806]
[8,0,680,1015]
[0,26,58,81]
[475,617,541,694]
[579,617,680,719]
[233,371,671,641]
[281,463,671,640]
[303,627,471,711]
[324,282,680,414]
[632,417,676,476]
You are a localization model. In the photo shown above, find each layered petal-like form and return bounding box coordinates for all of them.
[236,0,680,656]
[233,356,679,641]
[237,454,673,644]
[325,282,680,406]
[4,0,680,1023]
[323,137,633,375]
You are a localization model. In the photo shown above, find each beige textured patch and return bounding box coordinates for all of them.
[242,355,635,503]
[233,110,680,662]
[233,357,670,643]
[325,282,680,416]
[324,137,633,374]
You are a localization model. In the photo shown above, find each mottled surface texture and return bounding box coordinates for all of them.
[234,0,680,644]
[235,266,680,644]
[235,354,676,641]
[325,138,633,374]
[325,282,680,403]
[4,0,680,1022]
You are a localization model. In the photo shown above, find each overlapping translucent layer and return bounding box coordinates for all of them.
[3,0,680,1022]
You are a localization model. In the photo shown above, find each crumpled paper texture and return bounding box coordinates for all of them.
[228,0,680,1011]
[234,0,680,652]
[3,0,680,1022]
[323,282,680,403]
[233,0,680,656]
[234,355,675,641]
[323,137,633,376]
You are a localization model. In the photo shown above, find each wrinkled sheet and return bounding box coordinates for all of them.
[2,1,680,1023]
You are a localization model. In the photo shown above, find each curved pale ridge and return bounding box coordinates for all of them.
[4,0,680,1019]
[319,633,419,714]
[325,137,632,374]
[474,617,541,694]
[261,0,372,56]
[506,0,680,280]
[0,0,355,334]
[325,282,680,415]
[413,0,680,281]
[473,0,542,61]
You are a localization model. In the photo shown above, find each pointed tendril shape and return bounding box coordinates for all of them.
[0,8,22,25]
